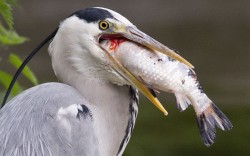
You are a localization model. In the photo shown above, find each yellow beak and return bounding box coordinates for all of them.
[98,24,194,115]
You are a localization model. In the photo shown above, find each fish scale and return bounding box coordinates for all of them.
[114,42,192,94]
[101,39,233,147]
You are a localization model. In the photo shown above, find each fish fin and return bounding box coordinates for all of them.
[175,93,191,111]
[196,103,233,147]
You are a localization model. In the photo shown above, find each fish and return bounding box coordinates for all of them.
[100,39,233,146]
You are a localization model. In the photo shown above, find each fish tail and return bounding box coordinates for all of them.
[196,102,233,147]
[175,93,191,111]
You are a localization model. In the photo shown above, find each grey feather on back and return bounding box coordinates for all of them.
[0,83,99,156]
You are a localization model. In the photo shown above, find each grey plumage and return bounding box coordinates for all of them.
[0,83,97,156]
[0,83,138,156]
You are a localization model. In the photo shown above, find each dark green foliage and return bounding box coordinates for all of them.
[0,0,37,99]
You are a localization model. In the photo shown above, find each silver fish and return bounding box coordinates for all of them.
[101,39,233,146]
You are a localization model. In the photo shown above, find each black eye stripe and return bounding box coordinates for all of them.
[74,8,114,23]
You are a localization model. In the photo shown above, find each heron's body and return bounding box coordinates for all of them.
[0,8,140,156]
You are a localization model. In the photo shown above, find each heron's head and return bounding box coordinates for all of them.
[49,7,193,115]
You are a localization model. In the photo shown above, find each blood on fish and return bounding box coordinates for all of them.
[109,39,125,52]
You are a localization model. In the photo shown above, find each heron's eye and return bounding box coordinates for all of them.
[99,21,109,30]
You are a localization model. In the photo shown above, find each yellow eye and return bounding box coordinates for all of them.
[99,21,109,30]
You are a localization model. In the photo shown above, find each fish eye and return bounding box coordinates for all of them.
[99,21,109,30]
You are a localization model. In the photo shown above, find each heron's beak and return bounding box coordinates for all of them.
[99,24,193,116]
[121,26,194,68]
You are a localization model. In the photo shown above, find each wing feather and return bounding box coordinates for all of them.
[0,82,99,156]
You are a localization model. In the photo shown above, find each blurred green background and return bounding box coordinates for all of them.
[1,0,250,155]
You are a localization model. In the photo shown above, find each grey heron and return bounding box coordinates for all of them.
[0,7,232,156]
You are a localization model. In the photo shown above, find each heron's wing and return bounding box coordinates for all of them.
[0,83,99,156]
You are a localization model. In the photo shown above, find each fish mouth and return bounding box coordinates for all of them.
[98,26,193,116]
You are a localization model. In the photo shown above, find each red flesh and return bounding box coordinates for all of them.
[109,39,126,52]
